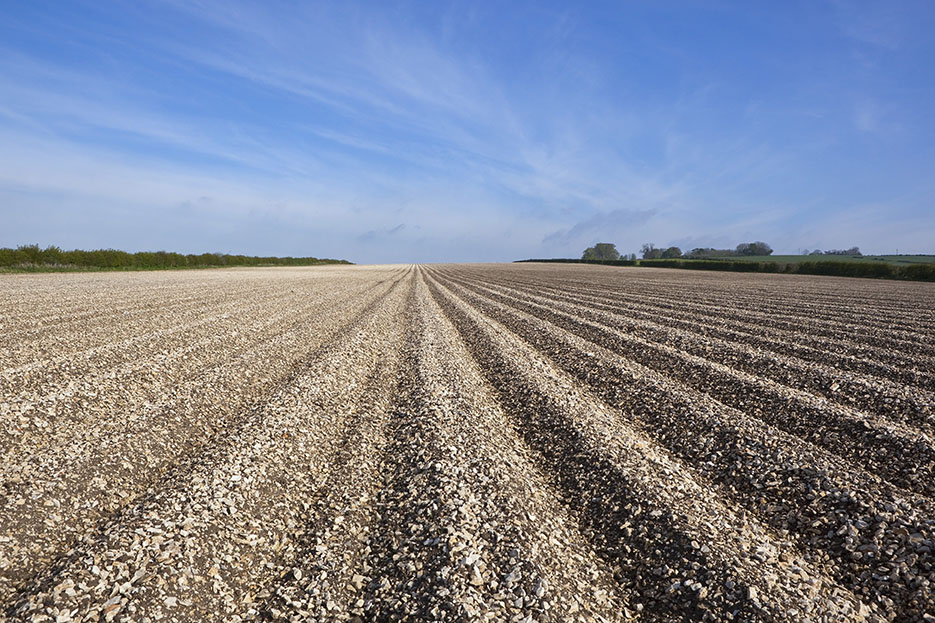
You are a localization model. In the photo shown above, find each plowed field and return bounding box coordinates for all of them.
[1,263,933,622]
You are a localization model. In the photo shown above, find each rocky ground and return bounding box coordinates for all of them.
[1,263,933,622]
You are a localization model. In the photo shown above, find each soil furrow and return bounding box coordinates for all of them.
[427,271,879,622]
[444,268,935,392]
[0,269,411,607]
[426,267,935,621]
[480,265,935,325]
[447,267,935,369]
[455,266,935,358]
[0,271,401,459]
[442,269,935,418]
[2,263,933,623]
[440,272,935,496]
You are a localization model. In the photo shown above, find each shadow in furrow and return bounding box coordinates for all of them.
[426,280,763,623]
[448,267,935,365]
[357,291,463,622]
[492,268,935,355]
[430,272,935,622]
[445,274,935,496]
[444,269,935,411]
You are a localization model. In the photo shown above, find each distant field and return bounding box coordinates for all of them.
[704,254,935,265]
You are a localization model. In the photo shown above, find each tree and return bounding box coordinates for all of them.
[735,241,773,256]
[641,243,663,259]
[751,241,772,255]
[17,244,42,264]
[823,247,862,256]
[582,242,621,261]
[662,246,682,259]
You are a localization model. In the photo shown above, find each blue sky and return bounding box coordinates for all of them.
[1,1,933,262]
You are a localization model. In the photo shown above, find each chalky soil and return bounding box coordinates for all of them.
[1,263,933,622]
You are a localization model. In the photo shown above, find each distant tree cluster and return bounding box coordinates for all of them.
[803,247,861,256]
[0,244,351,269]
[582,242,621,261]
[685,241,773,258]
[581,240,781,263]
[735,241,773,256]
[640,243,682,259]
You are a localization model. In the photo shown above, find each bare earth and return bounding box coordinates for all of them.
[1,263,934,623]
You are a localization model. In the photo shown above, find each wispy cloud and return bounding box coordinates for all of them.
[832,0,903,50]
[543,209,657,246]
[1,1,933,260]
[357,223,406,243]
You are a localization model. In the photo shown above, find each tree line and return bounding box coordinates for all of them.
[583,241,873,261]
[583,241,774,261]
[803,247,861,256]
[0,244,351,269]
[666,241,774,259]
[525,245,932,281]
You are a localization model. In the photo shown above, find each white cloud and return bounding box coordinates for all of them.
[1,1,932,261]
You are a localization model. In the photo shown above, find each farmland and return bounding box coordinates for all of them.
[1,263,934,622]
